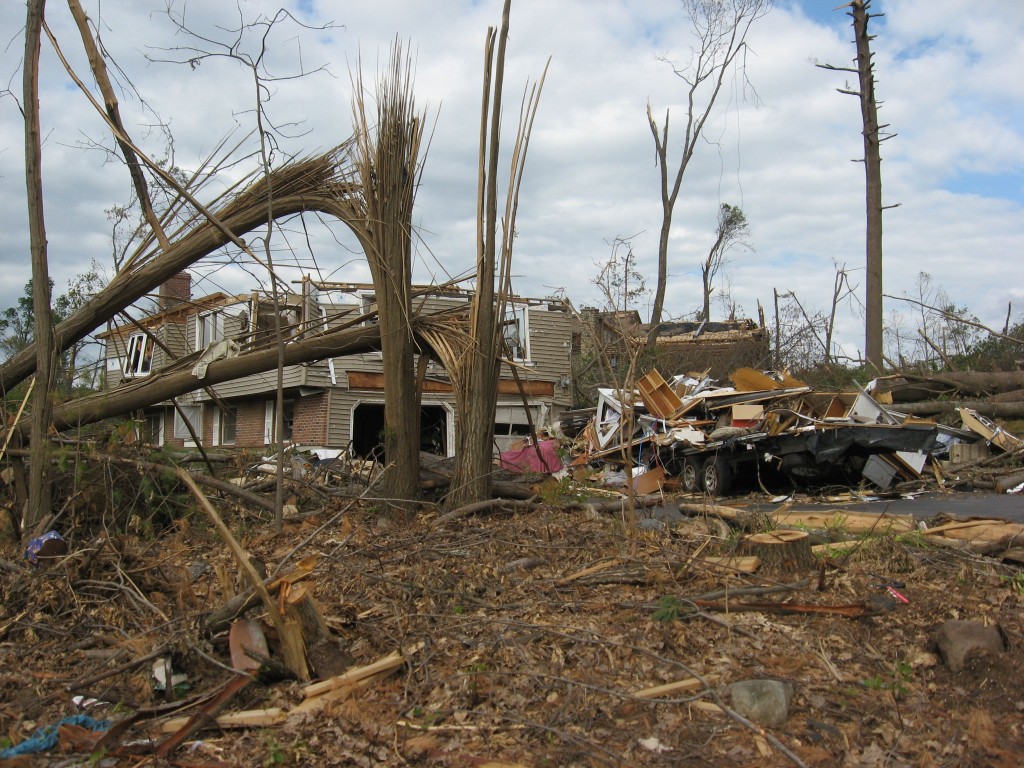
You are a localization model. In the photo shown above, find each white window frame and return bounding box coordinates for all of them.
[264,400,294,445]
[174,404,202,447]
[123,332,153,377]
[212,406,237,447]
[502,303,531,362]
[196,309,224,350]
[142,411,164,447]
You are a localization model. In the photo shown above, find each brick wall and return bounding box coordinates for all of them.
[292,392,327,445]
[235,401,268,448]
[159,272,192,312]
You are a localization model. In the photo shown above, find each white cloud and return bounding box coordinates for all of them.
[0,0,1021,368]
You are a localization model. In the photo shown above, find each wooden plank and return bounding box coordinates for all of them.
[699,556,761,574]
[302,642,425,699]
[633,677,705,699]
[160,708,286,733]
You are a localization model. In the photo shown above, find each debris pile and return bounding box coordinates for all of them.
[550,367,1024,497]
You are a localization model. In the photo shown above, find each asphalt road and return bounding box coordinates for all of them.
[645,490,1024,525]
[802,490,1024,523]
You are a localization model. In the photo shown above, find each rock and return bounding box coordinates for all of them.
[637,517,666,531]
[188,561,211,580]
[728,679,794,727]
[933,620,1005,672]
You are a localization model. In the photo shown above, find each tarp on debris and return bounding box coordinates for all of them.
[499,439,563,474]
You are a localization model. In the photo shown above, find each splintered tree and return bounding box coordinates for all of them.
[646,0,772,346]
[349,45,426,511]
[819,0,896,372]
[442,0,547,509]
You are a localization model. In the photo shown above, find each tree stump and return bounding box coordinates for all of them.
[740,530,814,574]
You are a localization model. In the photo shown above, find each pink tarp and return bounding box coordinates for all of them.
[498,439,563,474]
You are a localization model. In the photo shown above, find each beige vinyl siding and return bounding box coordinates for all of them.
[154,320,188,370]
[199,365,309,400]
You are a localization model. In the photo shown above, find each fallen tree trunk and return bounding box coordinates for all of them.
[0,148,362,397]
[878,371,1024,399]
[891,400,1024,418]
[42,321,383,432]
[20,313,462,436]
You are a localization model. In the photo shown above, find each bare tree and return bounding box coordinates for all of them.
[773,263,857,372]
[646,0,771,346]
[818,0,897,372]
[700,203,749,321]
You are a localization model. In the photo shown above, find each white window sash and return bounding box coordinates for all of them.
[264,401,274,444]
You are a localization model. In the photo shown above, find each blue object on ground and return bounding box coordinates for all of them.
[0,714,111,757]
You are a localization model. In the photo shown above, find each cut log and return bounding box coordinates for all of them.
[740,530,814,573]
[771,509,915,534]
[678,501,771,532]
[895,400,1024,418]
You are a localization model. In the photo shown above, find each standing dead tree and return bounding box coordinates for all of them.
[24,0,54,537]
[818,0,897,372]
[646,0,771,346]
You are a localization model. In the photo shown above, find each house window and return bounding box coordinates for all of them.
[174,404,202,445]
[142,411,164,446]
[197,310,224,349]
[502,303,530,362]
[213,406,237,447]
[359,293,378,326]
[123,333,153,377]
[263,400,295,444]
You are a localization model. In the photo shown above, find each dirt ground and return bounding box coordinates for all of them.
[1,485,1022,767]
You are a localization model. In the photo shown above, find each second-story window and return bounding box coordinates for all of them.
[197,310,224,349]
[123,332,153,377]
[502,303,530,362]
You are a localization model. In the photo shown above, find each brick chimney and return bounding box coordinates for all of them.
[158,272,192,311]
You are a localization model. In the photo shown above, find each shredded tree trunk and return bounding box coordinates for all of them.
[349,44,425,512]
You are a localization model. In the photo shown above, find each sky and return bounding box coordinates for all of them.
[1,0,1022,365]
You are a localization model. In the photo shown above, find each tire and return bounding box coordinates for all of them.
[681,457,702,493]
[702,456,734,497]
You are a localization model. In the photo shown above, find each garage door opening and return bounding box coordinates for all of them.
[351,404,450,460]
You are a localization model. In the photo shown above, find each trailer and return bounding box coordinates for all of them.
[659,423,945,497]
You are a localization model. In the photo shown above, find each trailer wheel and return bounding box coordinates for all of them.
[702,456,734,497]
[681,458,702,493]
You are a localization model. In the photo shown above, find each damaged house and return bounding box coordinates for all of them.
[650,317,770,380]
[98,273,574,458]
